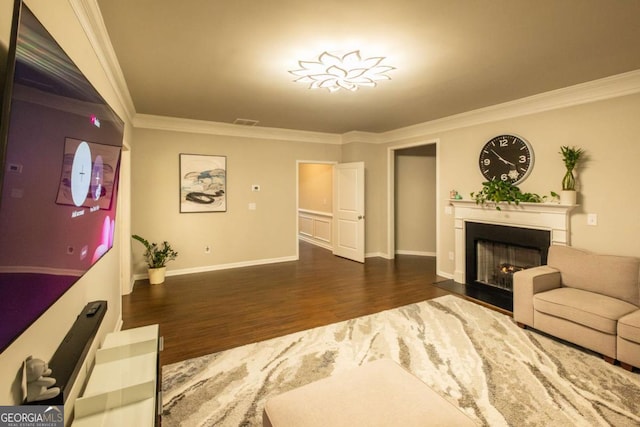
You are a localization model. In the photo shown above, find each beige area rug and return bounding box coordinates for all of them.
[161,295,640,426]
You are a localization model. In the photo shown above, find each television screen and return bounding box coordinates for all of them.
[0,1,124,352]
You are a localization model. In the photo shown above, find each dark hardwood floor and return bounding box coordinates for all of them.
[122,242,456,366]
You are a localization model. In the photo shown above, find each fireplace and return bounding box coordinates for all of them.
[465,222,550,292]
[446,200,577,311]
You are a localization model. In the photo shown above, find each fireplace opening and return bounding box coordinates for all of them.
[475,240,541,292]
[465,222,550,295]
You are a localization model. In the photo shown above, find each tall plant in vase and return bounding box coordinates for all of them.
[559,145,584,205]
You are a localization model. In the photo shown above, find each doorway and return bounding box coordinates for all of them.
[296,160,365,263]
[297,161,336,257]
[387,140,439,264]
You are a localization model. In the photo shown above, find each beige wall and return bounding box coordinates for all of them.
[383,92,640,276]
[131,127,341,274]
[395,146,437,255]
[0,0,131,405]
[177,89,640,265]
[299,163,333,213]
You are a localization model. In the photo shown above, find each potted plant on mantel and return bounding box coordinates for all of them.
[470,179,554,210]
[132,234,178,284]
[559,145,585,205]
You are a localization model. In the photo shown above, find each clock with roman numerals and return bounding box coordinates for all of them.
[478,134,534,184]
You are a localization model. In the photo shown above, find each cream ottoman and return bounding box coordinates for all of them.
[263,358,477,427]
[618,309,640,371]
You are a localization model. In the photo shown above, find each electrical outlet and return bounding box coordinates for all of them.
[448,251,454,261]
[587,213,598,226]
[8,163,22,173]
[204,245,211,254]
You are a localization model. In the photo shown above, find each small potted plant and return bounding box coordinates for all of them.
[559,146,584,205]
[132,234,178,284]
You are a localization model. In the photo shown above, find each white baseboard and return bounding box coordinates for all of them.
[122,277,135,295]
[395,250,436,257]
[298,237,393,260]
[132,255,299,281]
[298,235,333,251]
[436,270,454,280]
[366,251,391,259]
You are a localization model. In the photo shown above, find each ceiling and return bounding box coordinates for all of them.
[97,0,640,134]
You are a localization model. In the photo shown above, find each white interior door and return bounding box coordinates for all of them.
[333,162,365,263]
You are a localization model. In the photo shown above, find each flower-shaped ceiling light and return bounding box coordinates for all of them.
[289,50,395,92]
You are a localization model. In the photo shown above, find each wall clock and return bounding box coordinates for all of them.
[478,134,534,184]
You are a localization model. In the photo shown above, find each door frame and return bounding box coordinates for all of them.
[295,160,338,260]
[386,138,440,264]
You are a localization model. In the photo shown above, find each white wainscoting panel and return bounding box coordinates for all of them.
[298,209,333,250]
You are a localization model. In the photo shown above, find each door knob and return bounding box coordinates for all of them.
[358,215,365,220]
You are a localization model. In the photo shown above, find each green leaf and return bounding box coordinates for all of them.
[470,179,554,210]
[132,235,178,268]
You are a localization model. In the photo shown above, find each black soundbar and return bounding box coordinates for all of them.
[27,300,107,405]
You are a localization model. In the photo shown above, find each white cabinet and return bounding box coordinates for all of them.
[72,325,161,427]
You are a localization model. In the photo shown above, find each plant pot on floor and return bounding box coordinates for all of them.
[148,267,167,285]
[559,190,577,205]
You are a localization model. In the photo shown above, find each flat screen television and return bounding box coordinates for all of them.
[0,0,124,353]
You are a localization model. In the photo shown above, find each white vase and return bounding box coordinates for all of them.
[148,267,166,285]
[559,190,577,205]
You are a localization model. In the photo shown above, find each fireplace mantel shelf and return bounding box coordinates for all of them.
[451,199,576,284]
[449,199,578,215]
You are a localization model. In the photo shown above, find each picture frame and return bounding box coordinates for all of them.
[179,153,227,213]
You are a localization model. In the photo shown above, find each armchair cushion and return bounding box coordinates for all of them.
[534,288,638,334]
[618,310,640,343]
[617,310,640,369]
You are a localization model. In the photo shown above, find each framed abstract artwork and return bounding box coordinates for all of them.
[179,154,227,213]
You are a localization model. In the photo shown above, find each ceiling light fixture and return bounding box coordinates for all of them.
[289,50,395,92]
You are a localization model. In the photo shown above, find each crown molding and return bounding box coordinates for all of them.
[381,69,640,143]
[70,0,136,123]
[133,114,342,145]
[341,131,384,144]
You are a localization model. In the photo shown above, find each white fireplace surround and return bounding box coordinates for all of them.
[450,200,577,284]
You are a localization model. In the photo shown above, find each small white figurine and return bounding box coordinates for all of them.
[23,356,60,402]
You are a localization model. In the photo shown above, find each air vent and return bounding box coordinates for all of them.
[233,118,259,126]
